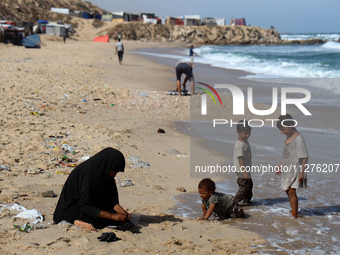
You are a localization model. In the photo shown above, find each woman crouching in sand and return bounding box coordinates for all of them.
[53,147,133,231]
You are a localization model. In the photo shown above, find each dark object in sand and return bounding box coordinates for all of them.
[97,232,120,242]
[158,128,165,133]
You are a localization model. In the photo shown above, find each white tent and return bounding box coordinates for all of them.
[143,15,157,24]
[215,18,226,26]
[46,23,71,37]
[184,15,201,26]
[51,8,69,15]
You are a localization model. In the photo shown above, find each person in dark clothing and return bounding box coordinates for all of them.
[53,147,131,231]
[175,61,195,96]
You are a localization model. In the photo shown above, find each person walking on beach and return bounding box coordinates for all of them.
[198,178,245,220]
[175,61,195,96]
[276,114,308,218]
[189,45,197,64]
[53,148,134,231]
[234,120,253,205]
[115,38,124,65]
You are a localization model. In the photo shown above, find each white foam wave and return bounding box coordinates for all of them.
[322,41,340,51]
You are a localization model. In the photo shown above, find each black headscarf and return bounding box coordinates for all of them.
[53,147,125,224]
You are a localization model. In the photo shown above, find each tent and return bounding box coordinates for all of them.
[93,35,109,42]
[46,23,71,37]
[202,17,217,26]
[230,18,246,26]
[51,8,69,15]
[143,15,157,24]
[215,18,226,26]
[184,15,201,26]
[22,34,41,48]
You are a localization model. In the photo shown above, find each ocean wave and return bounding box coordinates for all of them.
[322,41,340,51]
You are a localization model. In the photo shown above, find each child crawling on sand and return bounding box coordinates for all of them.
[198,178,245,220]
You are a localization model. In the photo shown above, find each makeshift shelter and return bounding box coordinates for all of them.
[202,17,217,26]
[0,25,25,45]
[22,34,41,48]
[51,8,69,15]
[230,18,246,26]
[46,23,71,37]
[35,20,48,33]
[102,14,113,21]
[111,12,124,22]
[93,35,109,42]
[143,15,157,24]
[124,12,139,21]
[141,13,155,19]
[184,15,201,26]
[215,18,226,26]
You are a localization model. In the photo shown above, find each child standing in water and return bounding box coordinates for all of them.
[234,120,253,205]
[277,114,308,218]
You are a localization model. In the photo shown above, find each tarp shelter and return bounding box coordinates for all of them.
[36,20,48,33]
[82,12,93,19]
[22,34,41,48]
[202,17,217,26]
[51,8,69,15]
[111,12,124,22]
[1,27,25,45]
[124,12,139,21]
[143,15,157,24]
[230,18,246,26]
[184,15,201,26]
[215,18,226,26]
[141,13,155,19]
[102,14,113,21]
[93,35,109,42]
[46,23,71,37]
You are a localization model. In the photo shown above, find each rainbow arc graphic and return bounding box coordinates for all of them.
[197,82,223,115]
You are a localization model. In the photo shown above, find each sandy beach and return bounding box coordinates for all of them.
[0,21,267,254]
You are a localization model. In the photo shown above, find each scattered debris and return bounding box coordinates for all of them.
[127,156,150,168]
[176,187,186,192]
[158,128,165,133]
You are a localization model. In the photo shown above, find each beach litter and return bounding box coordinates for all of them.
[98,232,121,242]
[116,178,134,187]
[127,156,150,168]
[158,128,165,133]
[0,203,44,224]
[0,165,10,171]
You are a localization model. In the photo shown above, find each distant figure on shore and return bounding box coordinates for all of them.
[53,148,134,231]
[198,178,245,220]
[113,32,118,42]
[234,120,253,205]
[63,34,66,44]
[276,114,308,218]
[115,38,124,65]
[175,61,195,96]
[189,45,197,64]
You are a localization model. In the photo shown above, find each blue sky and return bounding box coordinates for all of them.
[89,0,340,33]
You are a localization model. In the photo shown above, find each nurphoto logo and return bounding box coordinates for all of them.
[199,83,312,127]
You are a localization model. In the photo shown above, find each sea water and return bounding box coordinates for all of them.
[136,32,340,254]
[171,120,340,254]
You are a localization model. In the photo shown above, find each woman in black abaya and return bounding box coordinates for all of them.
[53,147,131,231]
